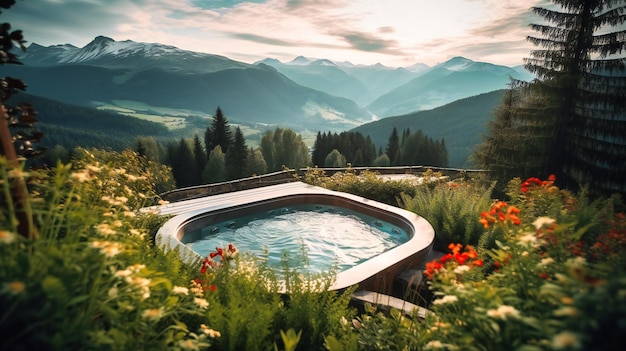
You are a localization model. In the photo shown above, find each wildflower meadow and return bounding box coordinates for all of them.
[1,150,625,350]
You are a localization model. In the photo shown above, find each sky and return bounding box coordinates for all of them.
[2,0,551,68]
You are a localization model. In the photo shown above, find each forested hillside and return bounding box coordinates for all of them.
[8,93,170,151]
[351,90,506,168]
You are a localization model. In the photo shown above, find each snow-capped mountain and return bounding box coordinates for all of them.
[8,36,372,130]
[20,35,252,73]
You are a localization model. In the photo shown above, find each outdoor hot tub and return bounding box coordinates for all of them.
[149,182,435,293]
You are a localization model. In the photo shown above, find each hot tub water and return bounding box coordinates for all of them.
[182,204,409,273]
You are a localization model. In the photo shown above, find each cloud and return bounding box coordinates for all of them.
[334,30,403,54]
[378,26,395,34]
[191,0,267,9]
[232,33,300,47]
[2,0,552,67]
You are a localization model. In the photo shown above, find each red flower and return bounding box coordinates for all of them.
[440,253,453,263]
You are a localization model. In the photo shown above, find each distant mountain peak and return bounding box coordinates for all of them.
[437,56,475,71]
[311,59,336,67]
[91,35,115,44]
[404,62,429,73]
[288,55,313,65]
[254,57,282,66]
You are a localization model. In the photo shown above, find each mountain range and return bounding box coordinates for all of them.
[257,55,532,117]
[6,35,534,166]
[8,36,372,131]
[11,36,532,124]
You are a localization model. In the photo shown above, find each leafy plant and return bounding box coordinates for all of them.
[302,167,417,206]
[400,178,495,251]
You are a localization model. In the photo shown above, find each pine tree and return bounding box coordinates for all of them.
[386,127,400,166]
[312,131,324,166]
[524,0,625,195]
[474,80,554,187]
[171,138,195,188]
[225,127,248,180]
[204,107,233,155]
[192,134,206,185]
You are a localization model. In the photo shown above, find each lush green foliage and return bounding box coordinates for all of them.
[474,1,626,197]
[261,127,311,172]
[9,93,170,154]
[301,167,417,207]
[311,131,376,167]
[323,175,626,351]
[2,151,625,350]
[400,176,495,251]
[0,148,357,350]
[394,129,448,168]
[351,90,506,168]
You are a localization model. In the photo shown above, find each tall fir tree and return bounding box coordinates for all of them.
[225,127,248,180]
[526,0,626,196]
[477,0,625,196]
[204,107,233,155]
[474,80,554,187]
[192,134,206,185]
[170,138,196,188]
[386,127,400,166]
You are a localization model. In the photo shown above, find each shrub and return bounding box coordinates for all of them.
[302,167,417,206]
[400,179,495,251]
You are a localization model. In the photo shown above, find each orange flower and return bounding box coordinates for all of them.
[479,218,489,229]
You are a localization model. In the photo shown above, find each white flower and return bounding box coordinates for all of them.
[108,286,119,298]
[0,230,16,244]
[71,170,92,182]
[433,295,458,305]
[123,211,136,218]
[533,217,556,230]
[518,232,537,246]
[487,305,520,320]
[172,286,189,295]
[95,223,117,236]
[141,307,163,321]
[194,297,209,309]
[539,257,555,266]
[424,341,444,350]
[200,324,221,338]
[86,164,101,173]
[551,331,581,350]
[554,306,579,317]
[89,241,122,257]
[190,280,204,297]
[453,265,470,274]
[178,339,199,351]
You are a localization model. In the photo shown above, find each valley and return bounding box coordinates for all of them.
[11,35,532,167]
